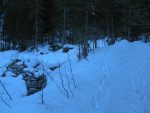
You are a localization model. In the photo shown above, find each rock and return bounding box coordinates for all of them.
[62,46,74,53]
[49,43,63,51]
[25,75,47,96]
[4,59,47,96]
[7,59,27,76]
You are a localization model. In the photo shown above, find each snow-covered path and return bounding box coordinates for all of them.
[0,40,150,113]
[91,41,150,113]
[70,40,150,113]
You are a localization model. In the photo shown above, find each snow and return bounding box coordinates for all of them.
[0,40,150,113]
[63,44,74,48]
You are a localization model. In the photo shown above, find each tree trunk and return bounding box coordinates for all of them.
[62,7,66,44]
[35,0,39,48]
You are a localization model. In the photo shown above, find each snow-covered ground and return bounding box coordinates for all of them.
[0,40,150,113]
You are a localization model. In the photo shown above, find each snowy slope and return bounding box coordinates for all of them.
[0,40,150,113]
